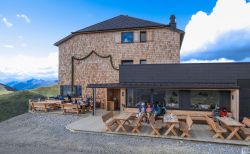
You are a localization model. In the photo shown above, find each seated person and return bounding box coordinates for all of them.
[58,95,65,100]
[152,102,162,119]
[77,98,84,105]
[73,99,78,104]
[156,103,161,116]
[212,106,220,117]
[220,107,228,117]
[67,94,72,103]
[85,96,90,107]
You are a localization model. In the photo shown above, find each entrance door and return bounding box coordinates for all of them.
[107,89,120,110]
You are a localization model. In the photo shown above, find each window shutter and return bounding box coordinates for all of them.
[115,33,121,43]
[147,30,153,41]
[134,31,140,42]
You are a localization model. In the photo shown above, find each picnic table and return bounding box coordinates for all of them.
[163,114,179,136]
[114,112,133,132]
[216,116,243,140]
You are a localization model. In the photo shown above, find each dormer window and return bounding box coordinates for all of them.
[121,32,134,43]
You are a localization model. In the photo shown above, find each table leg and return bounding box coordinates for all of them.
[226,127,242,140]
[164,123,177,136]
[115,120,127,132]
[115,120,122,132]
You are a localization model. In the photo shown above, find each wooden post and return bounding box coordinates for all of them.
[93,88,96,116]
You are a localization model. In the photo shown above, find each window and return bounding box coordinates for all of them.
[60,85,82,97]
[121,32,134,43]
[127,88,151,107]
[191,90,219,110]
[163,90,179,109]
[121,60,133,65]
[126,88,179,108]
[140,31,147,42]
[140,59,147,64]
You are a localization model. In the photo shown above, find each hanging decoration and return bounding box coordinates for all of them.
[71,50,119,92]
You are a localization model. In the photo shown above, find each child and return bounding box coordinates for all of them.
[146,102,152,123]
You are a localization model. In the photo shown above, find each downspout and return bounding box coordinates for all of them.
[71,56,74,94]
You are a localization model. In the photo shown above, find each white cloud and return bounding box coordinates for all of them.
[2,17,13,28]
[181,0,250,56]
[3,44,14,48]
[16,14,31,23]
[182,58,235,63]
[0,52,58,80]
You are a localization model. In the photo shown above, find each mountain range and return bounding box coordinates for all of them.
[5,79,58,90]
[0,83,17,95]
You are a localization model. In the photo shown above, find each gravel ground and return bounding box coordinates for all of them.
[0,112,249,154]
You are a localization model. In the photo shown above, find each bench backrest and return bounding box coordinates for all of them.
[123,108,139,113]
[62,103,80,110]
[102,111,113,123]
[167,110,212,117]
[243,117,250,127]
[32,102,46,108]
[186,115,193,129]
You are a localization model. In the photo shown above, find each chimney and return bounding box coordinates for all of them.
[169,15,176,28]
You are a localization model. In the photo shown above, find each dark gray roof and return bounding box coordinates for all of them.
[87,82,239,89]
[54,15,184,46]
[74,15,167,33]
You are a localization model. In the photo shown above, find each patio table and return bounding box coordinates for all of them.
[163,114,179,136]
[216,116,243,140]
[114,112,133,132]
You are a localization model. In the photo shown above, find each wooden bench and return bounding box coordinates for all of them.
[241,117,250,141]
[102,111,117,132]
[62,103,83,114]
[167,110,232,122]
[31,101,59,112]
[206,116,227,139]
[179,115,193,138]
[31,102,48,112]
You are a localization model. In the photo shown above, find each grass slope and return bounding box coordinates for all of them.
[0,85,59,122]
[30,84,59,98]
[0,91,46,122]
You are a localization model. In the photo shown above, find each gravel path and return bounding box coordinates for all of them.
[0,112,249,154]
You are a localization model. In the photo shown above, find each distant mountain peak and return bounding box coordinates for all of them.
[5,79,58,90]
[0,83,17,92]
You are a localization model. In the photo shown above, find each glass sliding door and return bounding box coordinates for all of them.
[126,88,151,107]
[126,88,230,111]
[190,90,219,110]
[126,88,179,108]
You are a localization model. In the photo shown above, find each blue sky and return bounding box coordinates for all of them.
[0,0,250,82]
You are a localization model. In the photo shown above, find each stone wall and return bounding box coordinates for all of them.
[58,28,181,103]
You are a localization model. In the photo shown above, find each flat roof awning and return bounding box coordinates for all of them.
[87,82,239,89]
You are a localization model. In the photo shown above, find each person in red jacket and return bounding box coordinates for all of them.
[220,107,228,117]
